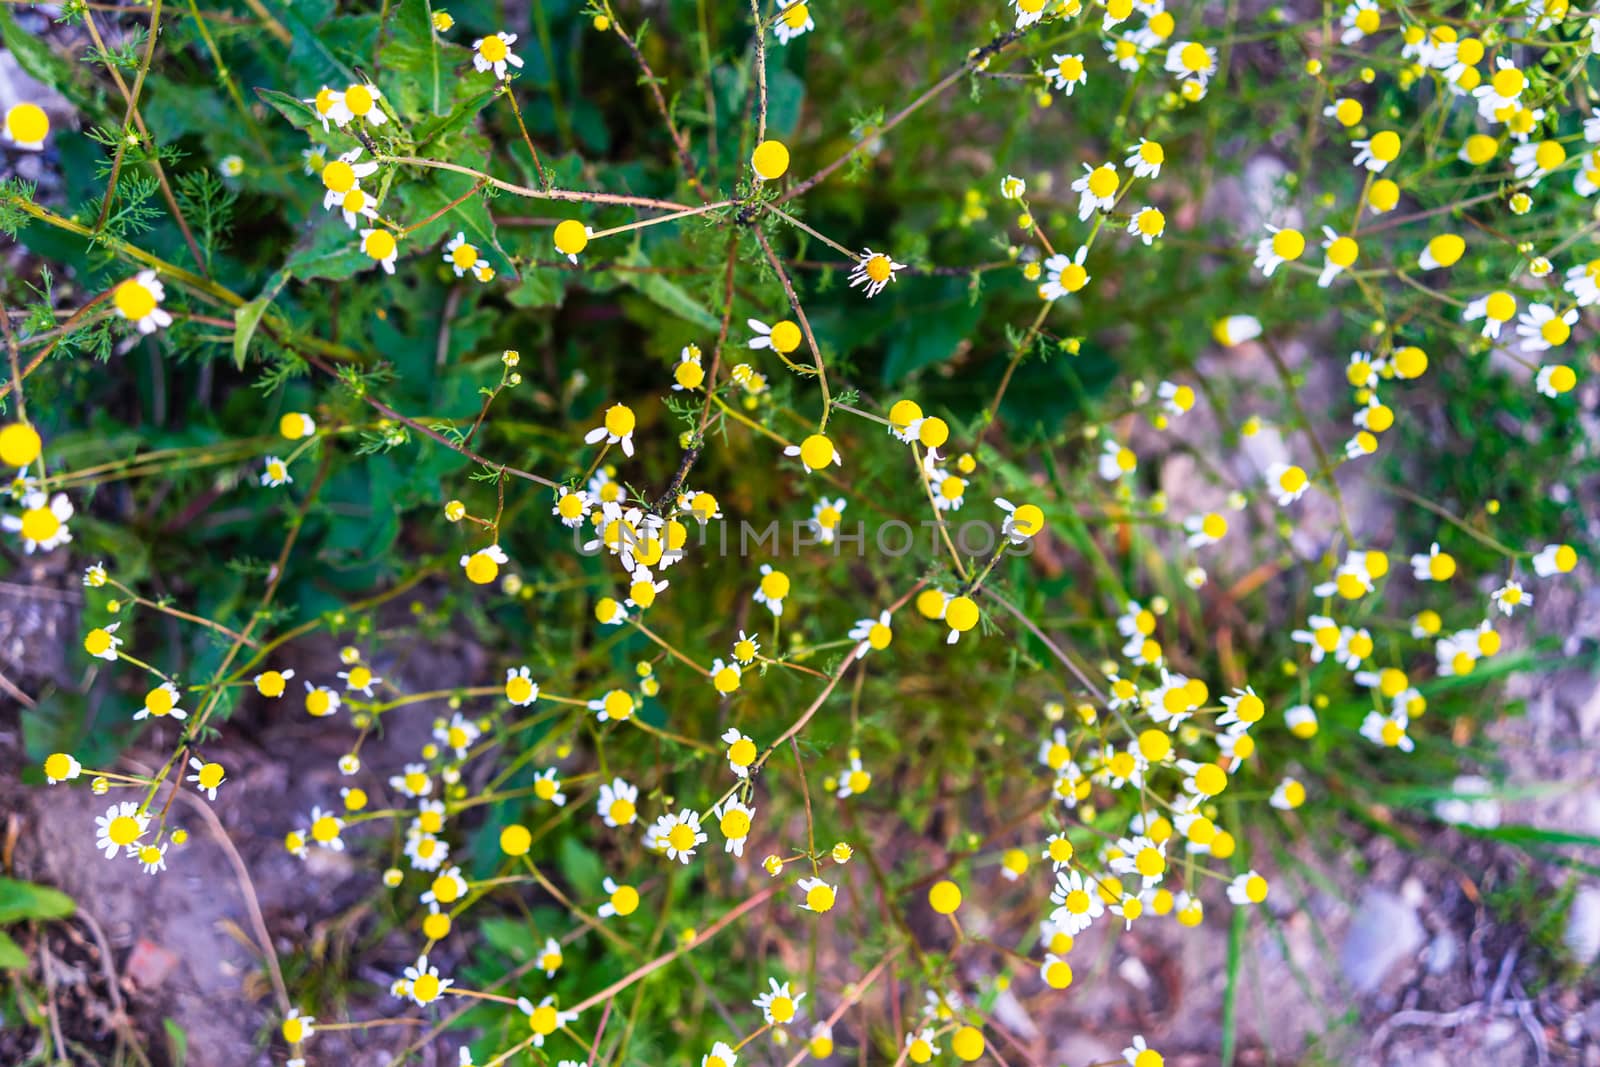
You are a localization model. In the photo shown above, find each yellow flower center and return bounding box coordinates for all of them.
[108,815,142,846]
[478,35,507,62]
[363,229,397,261]
[806,883,836,911]
[610,885,639,915]
[114,279,157,320]
[1087,165,1118,199]
[7,102,49,143]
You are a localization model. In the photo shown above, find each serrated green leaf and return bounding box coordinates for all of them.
[0,877,75,924]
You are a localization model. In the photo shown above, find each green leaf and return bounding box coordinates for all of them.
[164,1019,189,1067]
[0,9,102,114]
[476,917,534,963]
[234,297,272,370]
[881,276,983,384]
[379,0,467,120]
[508,268,565,309]
[0,930,26,971]
[616,249,719,331]
[0,877,75,924]
[256,87,321,134]
[558,836,603,897]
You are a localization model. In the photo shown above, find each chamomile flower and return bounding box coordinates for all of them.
[995,497,1045,543]
[650,809,707,864]
[1411,542,1457,582]
[1042,833,1075,871]
[1352,130,1401,172]
[1165,41,1217,84]
[401,955,454,1006]
[849,248,906,298]
[442,232,485,277]
[43,752,81,784]
[1123,1035,1165,1066]
[82,621,121,662]
[3,102,49,149]
[460,544,508,585]
[673,345,705,391]
[134,681,186,722]
[1157,380,1195,416]
[337,663,380,696]
[303,85,352,131]
[1049,869,1105,934]
[307,806,345,851]
[390,763,433,798]
[1532,543,1577,577]
[753,978,805,1025]
[108,271,175,336]
[835,754,872,798]
[1099,438,1137,481]
[714,797,755,856]
[721,728,759,778]
[1417,233,1465,270]
[1492,580,1531,616]
[784,433,840,473]
[904,1029,940,1063]
[261,456,292,487]
[1360,710,1414,752]
[809,496,847,543]
[1515,303,1577,352]
[508,767,559,812]
[1126,138,1164,178]
[1110,834,1168,888]
[584,403,637,457]
[1537,364,1578,397]
[95,800,149,858]
[1564,260,1600,305]
[747,317,803,354]
[320,148,378,211]
[434,713,480,758]
[848,610,894,655]
[1010,0,1049,29]
[551,487,591,529]
[553,219,591,263]
[135,842,168,875]
[754,563,791,616]
[709,657,742,695]
[1127,206,1166,245]
[588,688,635,723]
[515,995,577,1046]
[1039,245,1091,299]
[359,227,400,274]
[1318,226,1359,286]
[774,0,814,43]
[1473,57,1526,118]
[1325,97,1364,127]
[1072,162,1120,221]
[1253,224,1306,276]
[1264,462,1310,506]
[1183,511,1228,547]
[501,665,539,707]
[703,1042,740,1067]
[1463,291,1517,338]
[797,876,837,913]
[1049,53,1087,93]
[597,778,639,828]
[187,757,226,800]
[731,630,761,665]
[472,32,523,79]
